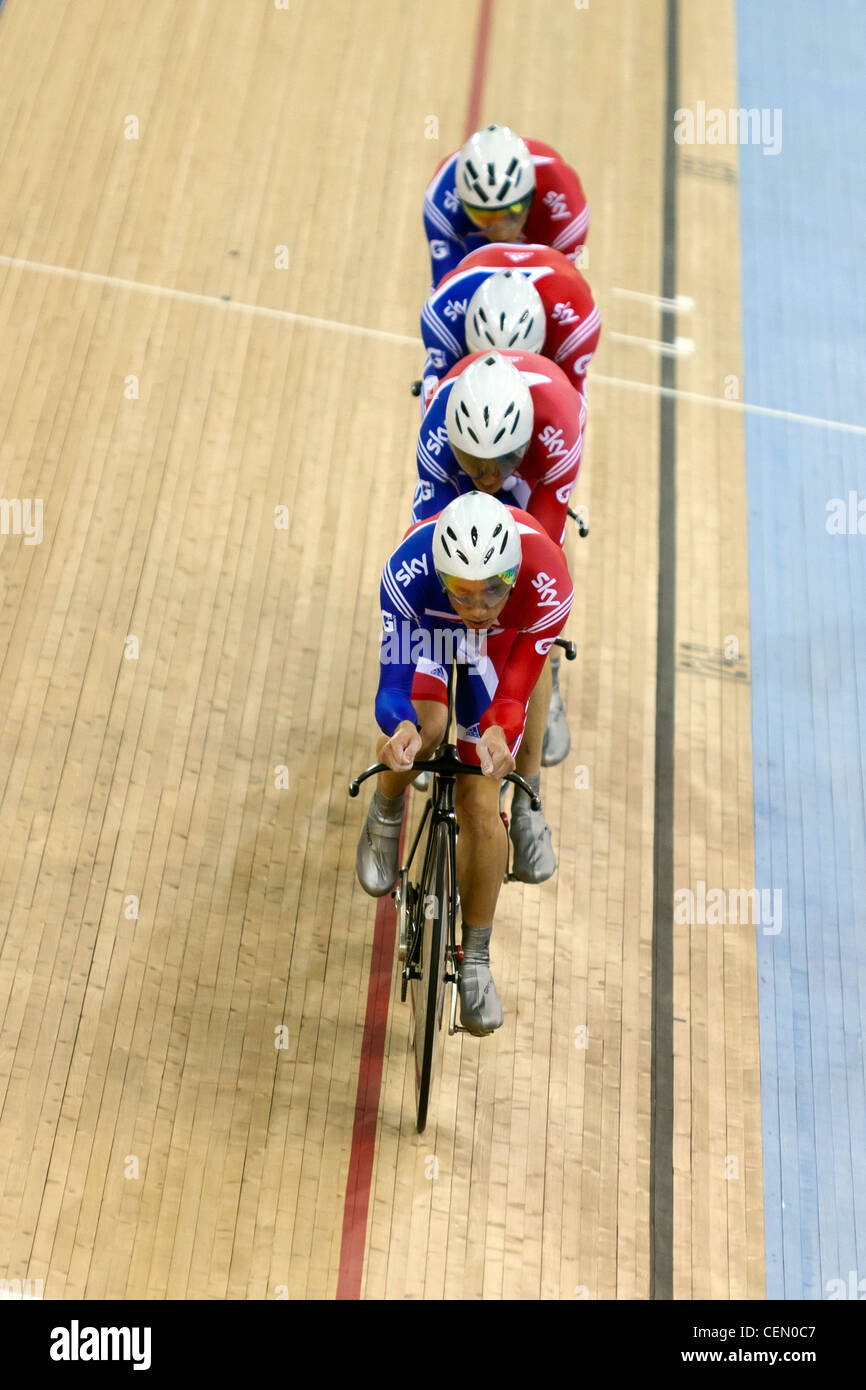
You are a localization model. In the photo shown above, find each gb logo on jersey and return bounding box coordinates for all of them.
[539,425,569,461]
[413,479,435,507]
[543,191,572,222]
[532,571,559,608]
[426,348,447,369]
[430,239,449,260]
[443,297,469,322]
[394,554,429,586]
[425,424,450,456]
[535,636,556,656]
[573,351,593,376]
[381,611,396,633]
[551,300,580,326]
[555,482,573,504]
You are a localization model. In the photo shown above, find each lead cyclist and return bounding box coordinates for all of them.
[355,492,573,1035]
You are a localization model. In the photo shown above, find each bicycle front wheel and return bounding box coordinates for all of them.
[410,819,452,1133]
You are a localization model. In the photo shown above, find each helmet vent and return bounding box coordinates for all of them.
[456,549,469,565]
[441,536,452,557]
[446,526,458,540]
[483,406,490,427]
[470,526,478,546]
[492,524,502,537]
[482,547,494,565]
[509,411,521,434]
[484,355,497,366]
[499,532,509,554]
[486,161,495,185]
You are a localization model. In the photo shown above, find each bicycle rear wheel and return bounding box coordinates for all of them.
[409,819,451,1132]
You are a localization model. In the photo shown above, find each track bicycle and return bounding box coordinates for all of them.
[348,631,576,1131]
[349,740,539,1132]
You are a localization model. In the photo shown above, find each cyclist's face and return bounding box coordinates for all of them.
[442,577,512,628]
[462,197,532,243]
[452,440,528,491]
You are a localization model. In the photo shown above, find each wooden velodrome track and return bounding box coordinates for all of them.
[0,0,763,1299]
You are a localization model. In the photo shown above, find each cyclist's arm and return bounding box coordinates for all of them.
[375,559,424,735]
[525,480,572,548]
[527,396,585,543]
[413,397,462,522]
[480,595,574,743]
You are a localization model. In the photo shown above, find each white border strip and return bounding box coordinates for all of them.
[3,252,865,437]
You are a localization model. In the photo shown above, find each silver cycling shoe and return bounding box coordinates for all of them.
[541,657,571,766]
[459,960,504,1035]
[509,798,556,883]
[355,790,404,897]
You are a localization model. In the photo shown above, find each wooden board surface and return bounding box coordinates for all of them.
[0,0,763,1300]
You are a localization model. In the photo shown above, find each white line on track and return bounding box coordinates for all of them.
[607,331,695,356]
[3,252,866,438]
[0,253,421,347]
[611,287,695,312]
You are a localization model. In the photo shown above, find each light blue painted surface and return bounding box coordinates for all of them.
[736,0,866,1300]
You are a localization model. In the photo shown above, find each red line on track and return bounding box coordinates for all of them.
[336,0,493,1301]
[464,0,494,139]
[335,821,406,1301]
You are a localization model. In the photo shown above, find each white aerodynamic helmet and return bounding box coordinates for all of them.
[445,352,534,467]
[456,124,535,210]
[432,492,522,584]
[465,270,546,354]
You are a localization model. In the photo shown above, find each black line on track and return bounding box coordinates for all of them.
[650,0,678,1301]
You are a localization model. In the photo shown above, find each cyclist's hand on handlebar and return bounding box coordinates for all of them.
[477,726,515,779]
[381,720,422,771]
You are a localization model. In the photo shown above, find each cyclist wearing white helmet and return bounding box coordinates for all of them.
[419,243,601,410]
[423,123,590,287]
[465,270,546,354]
[414,348,584,780]
[355,493,574,1034]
